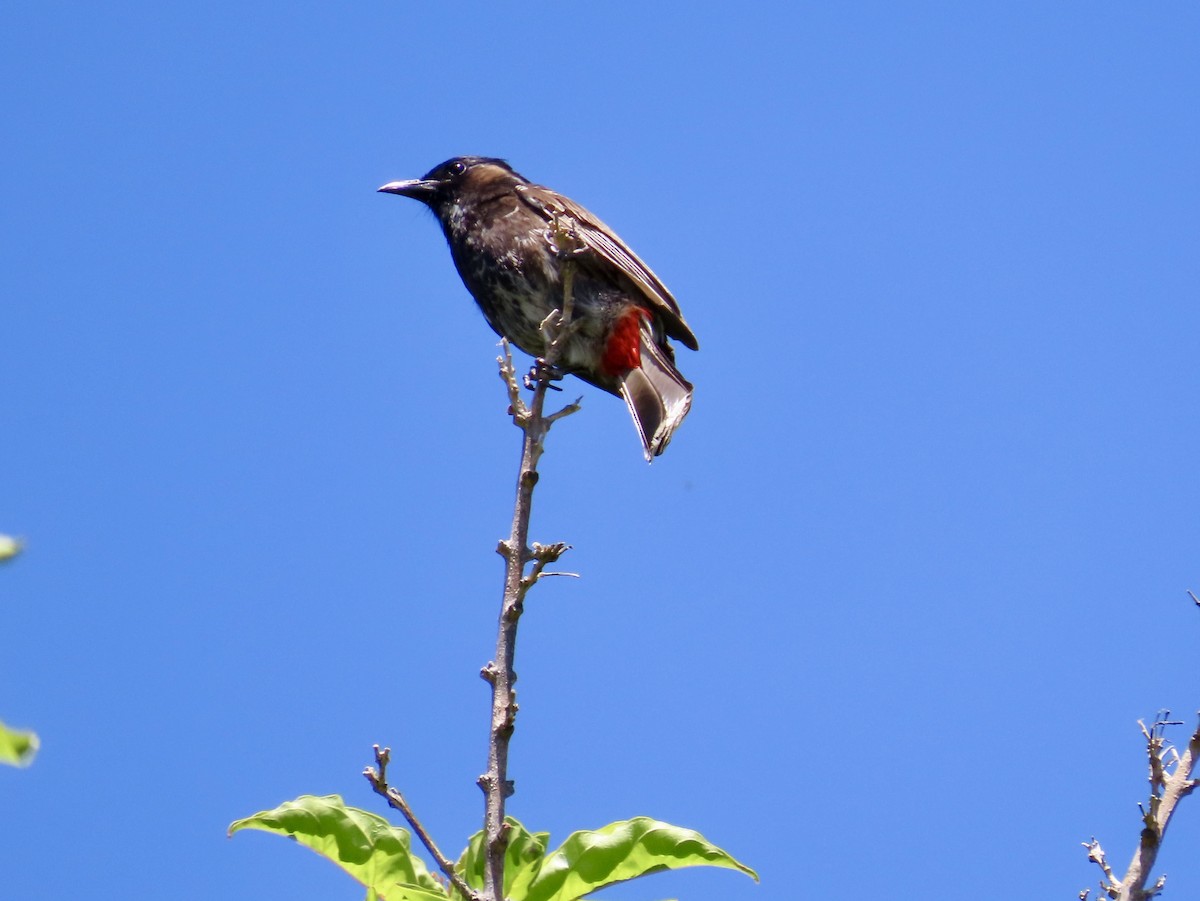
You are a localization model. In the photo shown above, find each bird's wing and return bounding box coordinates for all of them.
[515,184,699,350]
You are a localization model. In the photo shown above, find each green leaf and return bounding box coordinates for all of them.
[521,817,757,901]
[454,817,550,900]
[229,794,446,900]
[0,535,20,563]
[0,720,39,767]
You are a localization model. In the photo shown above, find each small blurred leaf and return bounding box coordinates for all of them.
[0,720,39,767]
[455,817,549,900]
[522,817,757,901]
[0,535,21,563]
[229,794,445,900]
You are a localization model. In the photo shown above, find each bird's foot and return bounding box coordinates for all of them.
[525,359,565,391]
[539,309,584,349]
[544,216,587,258]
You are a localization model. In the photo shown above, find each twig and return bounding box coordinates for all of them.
[364,745,481,901]
[1083,713,1200,900]
[479,215,584,901]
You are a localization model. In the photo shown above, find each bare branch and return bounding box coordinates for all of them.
[365,216,584,901]
[498,342,530,425]
[1083,837,1119,898]
[479,220,582,901]
[364,745,481,901]
[1084,714,1200,901]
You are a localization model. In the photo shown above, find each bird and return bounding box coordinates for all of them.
[378,157,698,460]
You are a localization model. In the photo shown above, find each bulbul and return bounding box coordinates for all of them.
[379,157,698,460]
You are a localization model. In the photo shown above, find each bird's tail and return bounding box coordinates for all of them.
[619,322,694,461]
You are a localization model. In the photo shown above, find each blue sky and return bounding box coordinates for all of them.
[3,2,1199,899]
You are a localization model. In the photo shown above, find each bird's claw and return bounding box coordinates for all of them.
[539,310,584,347]
[525,360,565,390]
[544,217,587,258]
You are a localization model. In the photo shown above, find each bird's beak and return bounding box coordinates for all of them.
[378,178,439,200]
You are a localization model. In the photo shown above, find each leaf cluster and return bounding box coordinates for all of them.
[229,795,757,901]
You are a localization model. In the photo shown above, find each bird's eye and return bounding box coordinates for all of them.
[448,160,467,177]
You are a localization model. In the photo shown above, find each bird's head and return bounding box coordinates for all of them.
[378,157,523,217]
